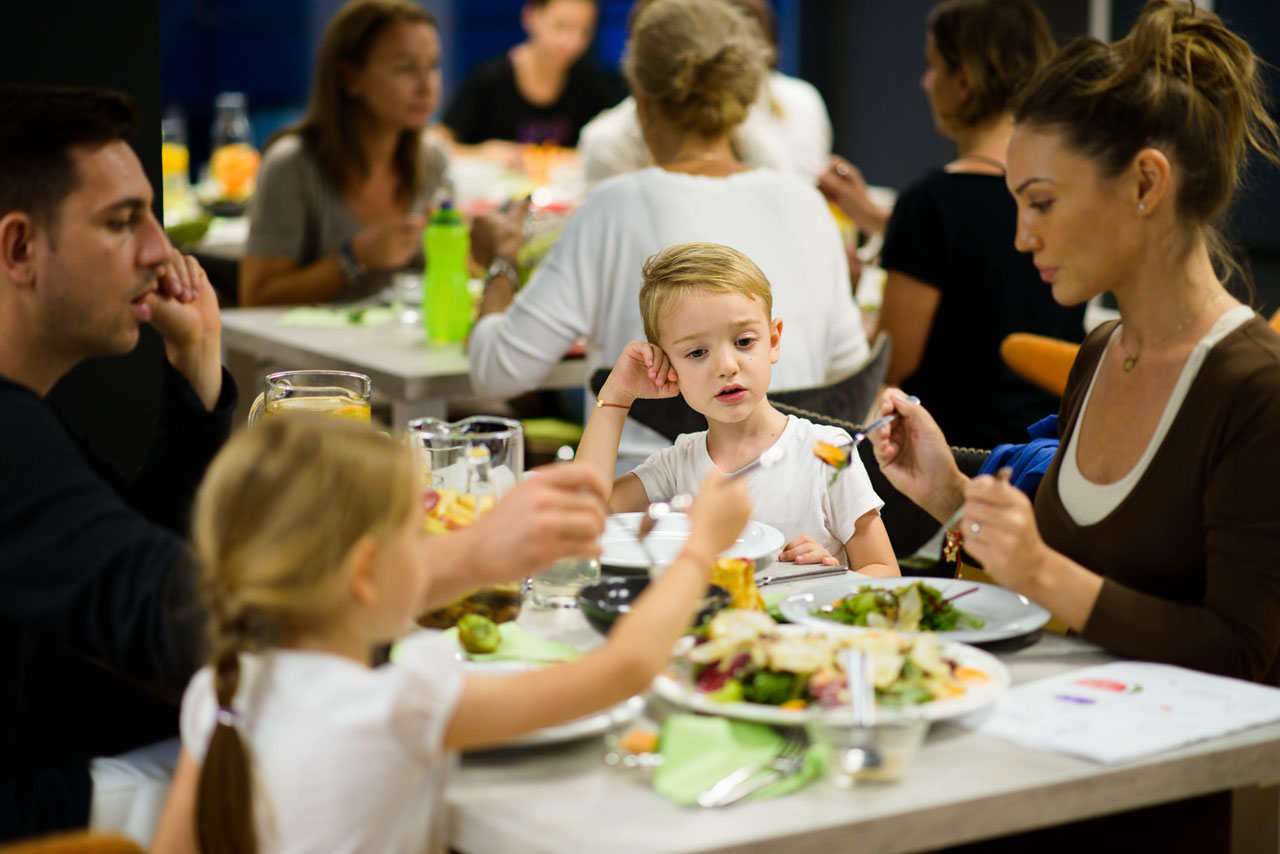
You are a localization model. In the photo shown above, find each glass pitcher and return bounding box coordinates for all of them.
[246,370,372,425]
[407,416,523,532]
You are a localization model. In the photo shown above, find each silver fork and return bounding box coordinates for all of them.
[696,725,809,808]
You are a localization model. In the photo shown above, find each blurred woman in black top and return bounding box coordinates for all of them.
[875,0,1086,449]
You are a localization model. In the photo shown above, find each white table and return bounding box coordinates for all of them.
[220,306,587,427]
[447,575,1280,854]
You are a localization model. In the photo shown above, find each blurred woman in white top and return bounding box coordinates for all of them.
[469,0,867,467]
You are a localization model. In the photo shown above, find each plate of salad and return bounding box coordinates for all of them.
[779,577,1051,644]
[651,610,1009,724]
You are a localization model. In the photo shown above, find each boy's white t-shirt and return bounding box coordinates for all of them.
[630,415,883,561]
[180,631,464,854]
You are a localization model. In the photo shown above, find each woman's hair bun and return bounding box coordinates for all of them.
[624,0,769,137]
[1014,0,1280,237]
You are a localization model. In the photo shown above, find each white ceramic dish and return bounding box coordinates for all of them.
[651,625,1009,724]
[779,576,1051,644]
[463,659,645,749]
[601,512,785,570]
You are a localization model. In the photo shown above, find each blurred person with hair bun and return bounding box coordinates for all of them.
[578,0,833,190]
[469,0,868,469]
[873,0,1280,683]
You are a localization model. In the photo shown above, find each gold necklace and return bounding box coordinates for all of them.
[1117,293,1222,372]
[664,150,737,166]
[955,152,1006,173]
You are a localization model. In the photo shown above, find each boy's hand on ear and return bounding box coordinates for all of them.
[600,341,679,406]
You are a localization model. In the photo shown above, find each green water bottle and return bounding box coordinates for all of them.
[423,200,472,343]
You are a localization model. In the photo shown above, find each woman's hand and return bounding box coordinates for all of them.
[870,389,967,522]
[960,473,1052,592]
[779,535,840,566]
[599,341,679,407]
[351,214,427,270]
[818,155,890,237]
[685,470,752,563]
[470,198,529,268]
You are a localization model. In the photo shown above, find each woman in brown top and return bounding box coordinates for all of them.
[870,0,1280,682]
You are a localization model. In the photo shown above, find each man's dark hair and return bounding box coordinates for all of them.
[0,84,138,230]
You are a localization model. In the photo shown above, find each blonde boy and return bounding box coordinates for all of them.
[576,242,898,574]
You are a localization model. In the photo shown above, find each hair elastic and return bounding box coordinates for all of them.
[216,706,241,728]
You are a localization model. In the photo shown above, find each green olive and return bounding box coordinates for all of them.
[458,614,501,654]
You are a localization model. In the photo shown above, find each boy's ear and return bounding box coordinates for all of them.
[769,317,783,365]
[344,535,382,607]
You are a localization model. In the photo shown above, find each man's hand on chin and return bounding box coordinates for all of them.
[148,247,223,410]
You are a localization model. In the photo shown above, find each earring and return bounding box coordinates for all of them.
[1137,202,1146,212]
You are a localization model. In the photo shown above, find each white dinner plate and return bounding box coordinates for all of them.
[601,513,786,569]
[651,625,1009,724]
[779,576,1051,644]
[462,660,645,750]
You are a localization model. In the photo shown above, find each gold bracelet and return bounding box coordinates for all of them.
[595,398,631,411]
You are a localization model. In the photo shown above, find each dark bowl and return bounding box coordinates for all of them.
[577,575,732,637]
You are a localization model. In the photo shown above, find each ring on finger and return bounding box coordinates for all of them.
[969,522,981,535]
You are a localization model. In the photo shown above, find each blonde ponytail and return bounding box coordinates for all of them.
[189,416,418,853]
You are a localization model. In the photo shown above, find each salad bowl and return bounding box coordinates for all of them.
[780,576,1051,644]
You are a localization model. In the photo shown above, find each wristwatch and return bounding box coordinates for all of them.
[337,240,365,283]
[485,255,520,286]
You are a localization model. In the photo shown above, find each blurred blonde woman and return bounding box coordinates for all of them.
[873,0,1280,682]
[469,0,868,469]
[152,416,749,853]
[240,0,449,306]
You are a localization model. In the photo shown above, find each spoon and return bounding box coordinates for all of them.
[813,395,920,469]
[841,648,882,775]
[636,443,786,544]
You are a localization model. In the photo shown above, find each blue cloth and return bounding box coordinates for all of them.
[978,415,1060,498]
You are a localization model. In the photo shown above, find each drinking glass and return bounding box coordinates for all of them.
[246,370,371,425]
[806,712,928,787]
[407,416,523,496]
[528,444,599,608]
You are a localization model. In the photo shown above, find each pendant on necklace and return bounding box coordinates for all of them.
[1123,355,1137,372]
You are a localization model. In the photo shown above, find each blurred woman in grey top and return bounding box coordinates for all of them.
[240,0,450,306]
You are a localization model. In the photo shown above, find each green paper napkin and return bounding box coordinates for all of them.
[279,306,395,328]
[442,621,580,663]
[653,714,823,806]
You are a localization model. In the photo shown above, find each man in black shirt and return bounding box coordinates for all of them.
[0,85,237,839]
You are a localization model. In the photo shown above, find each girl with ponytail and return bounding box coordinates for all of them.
[152,416,750,852]
[872,0,1280,683]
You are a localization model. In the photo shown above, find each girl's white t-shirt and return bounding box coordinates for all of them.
[180,631,464,854]
[630,415,884,560]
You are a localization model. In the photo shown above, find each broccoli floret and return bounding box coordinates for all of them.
[742,670,804,705]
